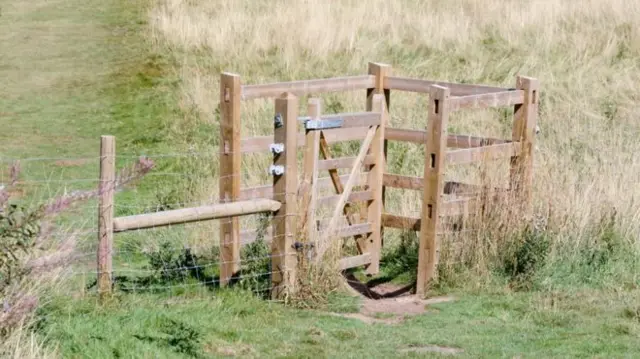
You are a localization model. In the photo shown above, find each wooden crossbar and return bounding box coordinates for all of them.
[450,90,525,111]
[446,142,521,165]
[385,76,509,96]
[241,75,376,100]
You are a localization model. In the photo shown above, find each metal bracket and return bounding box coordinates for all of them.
[269,143,285,154]
[274,113,283,128]
[304,118,344,130]
[269,165,285,176]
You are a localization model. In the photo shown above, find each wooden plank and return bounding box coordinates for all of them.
[240,128,369,153]
[317,126,377,261]
[219,72,242,286]
[241,75,376,100]
[113,199,281,232]
[271,93,299,300]
[317,155,375,171]
[382,214,421,231]
[339,253,372,270]
[239,173,368,200]
[446,142,521,165]
[336,223,374,238]
[311,112,381,129]
[510,76,539,213]
[450,90,524,111]
[97,135,115,298]
[385,127,509,149]
[364,94,387,274]
[385,76,508,96]
[317,190,373,207]
[417,85,451,297]
[299,98,322,244]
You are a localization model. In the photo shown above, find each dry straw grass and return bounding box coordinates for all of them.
[149,0,640,280]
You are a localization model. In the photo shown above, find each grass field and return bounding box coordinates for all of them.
[3,0,640,358]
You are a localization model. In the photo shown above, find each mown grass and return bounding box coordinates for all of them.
[4,0,640,358]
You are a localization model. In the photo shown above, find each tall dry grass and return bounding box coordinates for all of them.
[149,0,640,285]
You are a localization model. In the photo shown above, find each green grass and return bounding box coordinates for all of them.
[37,288,640,358]
[3,0,640,358]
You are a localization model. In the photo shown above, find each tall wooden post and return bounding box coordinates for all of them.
[416,86,451,297]
[300,99,321,244]
[364,62,391,275]
[98,135,115,298]
[364,94,387,275]
[271,92,299,300]
[219,72,242,286]
[510,76,539,216]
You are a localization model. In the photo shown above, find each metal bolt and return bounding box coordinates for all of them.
[274,113,283,128]
[270,143,285,155]
[269,165,285,176]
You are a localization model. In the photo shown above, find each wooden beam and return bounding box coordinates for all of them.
[382,214,421,231]
[299,98,322,244]
[316,190,373,208]
[339,253,372,270]
[385,127,510,149]
[510,76,539,214]
[240,127,373,153]
[450,90,524,111]
[219,72,242,286]
[417,85,451,297]
[241,75,376,100]
[318,155,375,171]
[113,199,281,232]
[97,135,115,298]
[385,76,508,96]
[446,142,521,165]
[382,173,423,191]
[271,92,299,300]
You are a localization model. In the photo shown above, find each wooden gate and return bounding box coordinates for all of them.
[298,94,387,275]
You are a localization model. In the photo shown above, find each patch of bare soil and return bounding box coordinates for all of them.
[329,276,457,325]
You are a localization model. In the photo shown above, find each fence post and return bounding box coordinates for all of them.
[416,86,451,297]
[364,62,391,274]
[510,76,539,216]
[98,135,115,298]
[271,92,299,300]
[364,94,387,275]
[219,72,242,286]
[300,98,321,245]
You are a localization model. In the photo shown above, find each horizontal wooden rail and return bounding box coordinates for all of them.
[242,127,373,153]
[113,199,281,232]
[446,142,521,165]
[450,90,524,111]
[385,128,509,149]
[317,190,373,207]
[241,75,376,100]
[311,112,381,129]
[318,155,375,171]
[339,253,372,270]
[239,173,368,200]
[383,175,494,196]
[335,222,374,238]
[384,76,509,96]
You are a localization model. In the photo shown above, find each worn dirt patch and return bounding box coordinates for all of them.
[330,279,457,325]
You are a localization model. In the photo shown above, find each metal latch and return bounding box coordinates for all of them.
[269,143,284,154]
[304,118,344,130]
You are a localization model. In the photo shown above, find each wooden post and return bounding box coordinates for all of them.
[364,62,391,266]
[510,76,539,216]
[271,92,299,300]
[299,98,321,244]
[219,72,242,286]
[416,86,451,297]
[364,94,387,275]
[97,135,115,298]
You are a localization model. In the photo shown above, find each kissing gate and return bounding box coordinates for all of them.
[97,62,538,300]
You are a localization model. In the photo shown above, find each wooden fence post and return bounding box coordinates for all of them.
[98,135,115,298]
[364,94,387,275]
[364,62,391,274]
[219,72,242,286]
[510,76,539,216]
[271,92,299,300]
[416,86,451,297]
[300,98,321,244]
